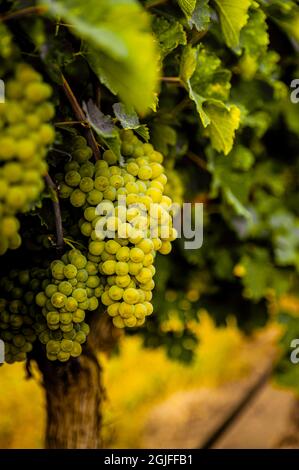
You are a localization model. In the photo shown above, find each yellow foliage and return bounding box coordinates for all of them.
[0,363,44,448]
[101,311,251,448]
[0,312,257,449]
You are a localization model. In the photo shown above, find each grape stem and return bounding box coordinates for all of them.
[61,74,101,161]
[161,77,183,85]
[44,173,64,251]
[0,5,47,22]
[63,238,86,250]
[145,0,168,8]
[187,151,207,171]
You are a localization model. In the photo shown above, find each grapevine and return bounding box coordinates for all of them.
[0,24,55,255]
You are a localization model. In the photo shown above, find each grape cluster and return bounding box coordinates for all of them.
[59,130,177,328]
[0,268,48,364]
[0,62,55,255]
[164,162,184,209]
[0,24,14,62]
[36,249,100,361]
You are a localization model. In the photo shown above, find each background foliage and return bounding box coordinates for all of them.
[1,0,299,444]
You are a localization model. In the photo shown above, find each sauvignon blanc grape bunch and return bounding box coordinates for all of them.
[0,30,55,255]
[0,268,48,364]
[36,249,99,362]
[59,130,177,329]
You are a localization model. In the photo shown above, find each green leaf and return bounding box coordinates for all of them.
[207,148,251,217]
[179,0,211,31]
[282,99,299,136]
[178,0,197,17]
[152,16,187,58]
[82,100,122,162]
[150,122,177,155]
[189,0,211,31]
[112,102,149,141]
[239,7,269,56]
[203,102,240,156]
[180,45,197,84]
[236,7,270,80]
[180,45,240,154]
[239,248,290,301]
[41,0,159,113]
[213,0,251,48]
[268,212,299,268]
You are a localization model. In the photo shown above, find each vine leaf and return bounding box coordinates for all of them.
[113,103,149,141]
[189,0,211,31]
[178,0,197,17]
[213,0,251,48]
[180,45,240,154]
[82,100,122,162]
[239,248,290,301]
[41,0,159,113]
[207,147,251,217]
[152,16,187,58]
[178,0,211,31]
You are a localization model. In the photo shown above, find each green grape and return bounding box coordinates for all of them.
[36,292,47,307]
[60,313,73,325]
[65,297,78,312]
[73,309,85,323]
[89,240,105,256]
[115,275,131,288]
[57,351,70,362]
[70,189,86,207]
[109,286,124,301]
[58,281,73,296]
[51,261,65,280]
[71,341,82,357]
[61,339,73,353]
[75,331,86,344]
[87,189,103,205]
[59,183,73,198]
[88,297,98,311]
[81,221,93,237]
[67,250,86,269]
[79,162,95,178]
[63,264,78,279]
[65,170,81,187]
[102,260,116,275]
[79,177,94,192]
[103,150,117,164]
[60,323,74,333]
[105,240,121,255]
[73,288,87,302]
[123,288,140,305]
[94,176,109,191]
[25,82,52,102]
[47,312,60,325]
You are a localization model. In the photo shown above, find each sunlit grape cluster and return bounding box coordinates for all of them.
[0,24,14,61]
[59,130,177,328]
[164,167,184,208]
[0,62,55,255]
[36,249,101,361]
[0,268,48,364]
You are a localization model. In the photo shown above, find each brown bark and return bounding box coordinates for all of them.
[31,312,119,449]
[37,350,103,449]
[34,314,114,448]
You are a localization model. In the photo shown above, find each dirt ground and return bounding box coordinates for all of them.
[141,330,299,449]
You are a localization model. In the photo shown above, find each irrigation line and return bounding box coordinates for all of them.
[199,364,274,449]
